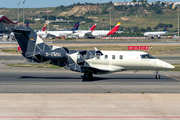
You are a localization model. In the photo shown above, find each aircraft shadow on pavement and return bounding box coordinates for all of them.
[19,75,170,82]
[81,77,165,82]
[19,76,109,81]
[19,76,81,80]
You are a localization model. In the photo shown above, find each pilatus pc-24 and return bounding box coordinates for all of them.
[9,26,174,79]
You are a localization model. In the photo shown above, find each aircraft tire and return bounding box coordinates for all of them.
[83,73,93,79]
[155,75,160,79]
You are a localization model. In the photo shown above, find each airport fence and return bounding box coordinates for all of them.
[101,37,147,39]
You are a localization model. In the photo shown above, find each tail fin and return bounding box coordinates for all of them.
[89,25,92,29]
[107,22,121,36]
[172,35,176,39]
[164,25,168,31]
[9,26,68,65]
[9,26,52,62]
[42,23,47,31]
[26,22,29,27]
[89,23,97,31]
[71,22,79,31]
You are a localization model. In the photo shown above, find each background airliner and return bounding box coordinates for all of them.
[36,23,47,39]
[72,22,121,38]
[91,22,122,37]
[70,23,97,38]
[143,25,168,39]
[9,26,174,79]
[37,22,79,39]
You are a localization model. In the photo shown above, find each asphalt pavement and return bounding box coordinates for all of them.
[0,65,179,93]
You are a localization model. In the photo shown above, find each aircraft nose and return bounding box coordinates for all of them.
[164,62,175,69]
[168,64,175,69]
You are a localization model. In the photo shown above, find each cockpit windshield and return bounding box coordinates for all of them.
[140,54,156,59]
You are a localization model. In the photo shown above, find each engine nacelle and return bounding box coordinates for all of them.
[91,33,99,37]
[40,50,67,60]
[79,33,85,38]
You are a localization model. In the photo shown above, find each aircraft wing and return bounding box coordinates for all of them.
[82,64,125,73]
[46,33,57,39]
[47,33,59,37]
[74,31,92,38]
[83,31,93,37]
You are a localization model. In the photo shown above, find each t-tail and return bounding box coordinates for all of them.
[71,22,79,31]
[107,22,121,36]
[42,23,47,31]
[163,25,168,31]
[9,26,68,63]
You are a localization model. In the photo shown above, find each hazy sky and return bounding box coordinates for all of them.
[0,0,178,8]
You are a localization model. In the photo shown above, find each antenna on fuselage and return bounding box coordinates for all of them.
[94,47,98,51]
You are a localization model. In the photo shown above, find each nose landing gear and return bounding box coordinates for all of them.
[155,71,160,79]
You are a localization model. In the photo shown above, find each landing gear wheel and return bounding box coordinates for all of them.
[155,71,160,79]
[83,73,93,79]
[155,75,160,79]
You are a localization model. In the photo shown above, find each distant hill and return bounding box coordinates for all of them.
[0,2,179,36]
[59,6,101,16]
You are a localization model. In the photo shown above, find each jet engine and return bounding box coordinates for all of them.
[79,33,85,38]
[157,35,161,39]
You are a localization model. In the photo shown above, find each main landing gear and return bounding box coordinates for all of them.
[155,71,160,79]
[83,72,93,79]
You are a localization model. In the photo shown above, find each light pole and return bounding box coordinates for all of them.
[178,1,179,39]
[110,7,111,31]
[17,1,20,26]
[47,8,49,31]
[23,0,26,26]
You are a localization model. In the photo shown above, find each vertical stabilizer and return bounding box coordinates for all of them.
[26,22,29,27]
[89,23,97,31]
[42,24,47,31]
[107,22,121,36]
[71,22,79,31]
[12,27,51,54]
[163,25,168,31]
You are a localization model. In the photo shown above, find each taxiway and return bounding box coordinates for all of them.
[0,65,179,93]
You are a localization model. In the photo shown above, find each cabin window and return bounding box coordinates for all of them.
[105,55,108,59]
[119,55,123,59]
[96,53,100,59]
[141,54,156,59]
[112,55,115,59]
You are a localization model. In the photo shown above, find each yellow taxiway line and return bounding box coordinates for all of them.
[166,75,180,81]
